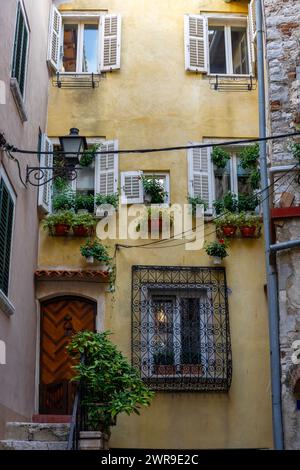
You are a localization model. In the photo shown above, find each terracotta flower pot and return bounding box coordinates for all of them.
[148,217,163,233]
[154,364,176,375]
[212,256,222,265]
[73,225,89,237]
[86,256,94,264]
[240,225,257,238]
[221,225,237,237]
[54,223,70,236]
[180,364,203,375]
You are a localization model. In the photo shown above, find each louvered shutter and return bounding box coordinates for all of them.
[94,141,118,196]
[38,135,53,214]
[188,145,212,211]
[47,5,62,72]
[100,14,121,71]
[248,0,257,68]
[0,179,14,296]
[121,171,143,204]
[11,2,29,97]
[184,15,208,73]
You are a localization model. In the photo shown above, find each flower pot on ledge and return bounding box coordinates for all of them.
[73,225,89,237]
[240,226,257,238]
[54,223,70,236]
[154,364,176,375]
[221,225,237,237]
[86,255,94,264]
[180,364,203,375]
[211,256,222,265]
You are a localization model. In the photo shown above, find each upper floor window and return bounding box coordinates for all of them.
[47,6,121,74]
[11,0,29,97]
[120,171,170,205]
[0,170,15,298]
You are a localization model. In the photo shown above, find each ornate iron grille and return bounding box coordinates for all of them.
[132,266,232,392]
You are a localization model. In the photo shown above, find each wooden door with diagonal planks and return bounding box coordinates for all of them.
[39,297,96,414]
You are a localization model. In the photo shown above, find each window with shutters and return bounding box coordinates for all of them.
[11,1,29,97]
[47,7,121,74]
[0,171,15,298]
[213,150,252,201]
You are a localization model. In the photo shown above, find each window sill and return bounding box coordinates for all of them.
[0,290,15,317]
[10,78,28,122]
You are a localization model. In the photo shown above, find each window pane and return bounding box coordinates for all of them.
[82,24,98,73]
[63,24,78,72]
[231,27,249,75]
[214,160,231,200]
[152,297,175,366]
[180,298,201,364]
[0,180,14,296]
[76,164,95,193]
[208,26,226,74]
[237,157,251,194]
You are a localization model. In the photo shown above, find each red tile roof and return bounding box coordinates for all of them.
[35,269,108,281]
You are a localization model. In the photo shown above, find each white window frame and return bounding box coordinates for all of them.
[0,167,16,308]
[143,172,170,204]
[10,0,30,101]
[61,15,101,74]
[205,14,252,77]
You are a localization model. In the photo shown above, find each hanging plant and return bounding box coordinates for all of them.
[205,239,229,264]
[239,144,259,169]
[211,146,230,169]
[249,168,261,190]
[79,144,99,167]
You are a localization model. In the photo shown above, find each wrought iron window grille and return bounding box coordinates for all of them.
[209,75,257,92]
[132,265,232,392]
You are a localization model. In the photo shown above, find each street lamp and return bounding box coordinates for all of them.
[59,128,87,164]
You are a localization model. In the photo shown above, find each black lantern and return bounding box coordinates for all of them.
[59,128,87,163]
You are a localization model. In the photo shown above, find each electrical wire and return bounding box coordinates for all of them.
[6,131,300,156]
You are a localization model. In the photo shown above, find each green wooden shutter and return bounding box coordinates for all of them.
[12,2,29,97]
[0,180,14,296]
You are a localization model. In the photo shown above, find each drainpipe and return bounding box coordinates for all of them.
[256,0,284,450]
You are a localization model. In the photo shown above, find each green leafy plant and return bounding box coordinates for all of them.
[72,213,96,229]
[249,168,261,190]
[79,144,99,167]
[66,331,154,432]
[205,239,229,259]
[211,146,230,169]
[213,191,238,214]
[95,193,119,209]
[214,212,240,229]
[237,212,261,228]
[239,144,259,169]
[53,176,69,192]
[52,190,75,212]
[289,142,300,164]
[187,195,208,215]
[42,210,74,234]
[80,239,111,264]
[142,177,167,204]
[74,194,95,213]
[237,193,260,212]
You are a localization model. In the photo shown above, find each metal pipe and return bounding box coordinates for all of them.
[270,239,300,253]
[256,0,284,449]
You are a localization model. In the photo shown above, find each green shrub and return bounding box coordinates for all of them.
[53,191,75,211]
[142,177,167,204]
[95,193,119,209]
[238,212,261,228]
[79,144,99,167]
[72,213,96,229]
[211,146,230,169]
[42,210,74,234]
[187,195,208,215]
[214,212,240,228]
[237,193,260,212]
[74,194,95,213]
[213,191,238,214]
[239,144,259,169]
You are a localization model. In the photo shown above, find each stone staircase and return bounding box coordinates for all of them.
[0,421,70,450]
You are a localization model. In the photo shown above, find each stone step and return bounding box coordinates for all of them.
[0,440,68,450]
[5,422,70,442]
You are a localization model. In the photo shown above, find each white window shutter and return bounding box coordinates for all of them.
[38,135,53,214]
[184,15,208,73]
[121,171,144,204]
[188,145,212,211]
[248,0,257,68]
[94,140,118,196]
[47,5,62,72]
[100,14,121,72]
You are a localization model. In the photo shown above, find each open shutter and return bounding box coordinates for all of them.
[121,171,143,204]
[47,5,62,72]
[95,141,118,196]
[184,15,208,73]
[188,145,212,212]
[248,0,257,69]
[38,135,53,214]
[100,14,121,72]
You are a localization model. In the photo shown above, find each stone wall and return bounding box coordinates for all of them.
[265,0,300,449]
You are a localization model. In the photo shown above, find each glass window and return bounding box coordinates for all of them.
[11,2,29,96]
[208,26,226,74]
[236,157,251,194]
[214,160,231,200]
[0,178,14,296]
[82,24,98,73]
[214,151,252,199]
[63,24,78,72]
[231,27,249,75]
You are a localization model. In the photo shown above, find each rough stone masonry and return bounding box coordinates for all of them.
[264,0,300,449]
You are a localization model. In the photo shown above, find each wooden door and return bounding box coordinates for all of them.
[39,297,96,414]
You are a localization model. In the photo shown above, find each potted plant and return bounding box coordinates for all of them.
[205,239,229,264]
[215,212,239,237]
[237,193,260,212]
[67,331,154,450]
[79,144,99,167]
[239,144,259,170]
[187,195,208,216]
[52,190,75,212]
[142,177,167,204]
[74,194,95,214]
[238,213,261,238]
[42,210,74,236]
[95,193,119,218]
[153,348,176,375]
[72,213,96,237]
[213,191,238,215]
[80,239,111,268]
[211,146,230,169]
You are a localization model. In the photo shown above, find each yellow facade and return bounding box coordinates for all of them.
[39,0,273,448]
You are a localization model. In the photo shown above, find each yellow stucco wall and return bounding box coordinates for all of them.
[40,0,273,448]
